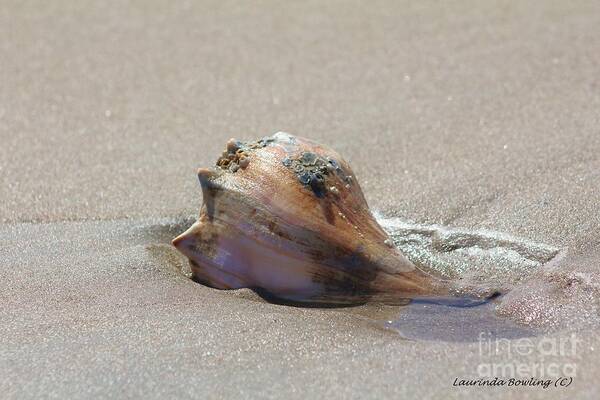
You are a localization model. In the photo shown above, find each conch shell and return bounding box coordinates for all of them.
[173,132,451,305]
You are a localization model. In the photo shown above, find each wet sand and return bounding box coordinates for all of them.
[1,1,600,399]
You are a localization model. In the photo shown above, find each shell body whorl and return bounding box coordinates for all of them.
[173,132,447,305]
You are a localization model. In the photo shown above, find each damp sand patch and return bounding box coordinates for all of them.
[373,215,565,341]
[378,216,563,290]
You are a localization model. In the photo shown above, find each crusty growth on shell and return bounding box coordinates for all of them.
[173,132,450,305]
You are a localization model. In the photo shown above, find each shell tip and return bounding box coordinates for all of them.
[197,168,220,189]
[197,167,212,180]
[172,222,202,250]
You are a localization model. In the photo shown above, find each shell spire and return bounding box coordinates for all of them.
[173,132,456,305]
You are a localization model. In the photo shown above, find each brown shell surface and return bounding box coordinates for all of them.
[173,132,445,305]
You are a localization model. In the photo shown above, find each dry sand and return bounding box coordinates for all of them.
[1,1,599,399]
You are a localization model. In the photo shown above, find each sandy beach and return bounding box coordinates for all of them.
[1,1,599,398]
